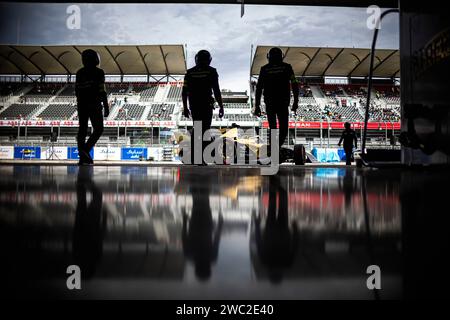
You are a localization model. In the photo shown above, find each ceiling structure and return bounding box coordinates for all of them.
[251,46,400,78]
[0,45,187,76]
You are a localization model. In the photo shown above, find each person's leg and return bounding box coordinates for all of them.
[265,104,277,156]
[85,107,104,153]
[77,108,89,163]
[276,106,289,148]
[190,108,201,165]
[201,109,213,164]
[345,148,352,165]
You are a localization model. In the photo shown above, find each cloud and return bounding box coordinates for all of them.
[0,3,399,90]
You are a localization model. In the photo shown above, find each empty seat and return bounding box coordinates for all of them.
[114,104,146,120]
[139,85,159,102]
[0,104,40,119]
[166,86,182,102]
[148,103,175,120]
[37,104,77,120]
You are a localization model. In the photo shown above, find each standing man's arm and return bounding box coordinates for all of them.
[99,70,109,117]
[254,68,264,117]
[182,74,190,118]
[289,66,299,112]
[212,69,224,118]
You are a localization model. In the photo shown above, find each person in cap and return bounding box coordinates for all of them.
[182,50,224,165]
[75,49,109,165]
[338,122,358,165]
[254,47,299,156]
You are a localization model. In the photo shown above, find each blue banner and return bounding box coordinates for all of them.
[121,147,148,160]
[312,148,342,163]
[14,146,41,159]
[67,147,94,160]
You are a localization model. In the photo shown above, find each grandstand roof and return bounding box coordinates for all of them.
[251,46,400,78]
[0,45,187,76]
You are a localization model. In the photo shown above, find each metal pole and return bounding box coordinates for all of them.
[287,124,290,147]
[124,108,128,140]
[249,44,254,110]
[327,123,330,148]
[385,122,388,146]
[295,116,297,146]
[360,124,363,148]
[362,8,399,155]
[392,121,395,147]
[320,120,323,148]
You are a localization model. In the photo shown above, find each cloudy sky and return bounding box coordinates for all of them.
[0,3,399,90]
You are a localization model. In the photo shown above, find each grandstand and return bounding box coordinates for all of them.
[0,44,401,162]
[138,85,159,102]
[166,85,182,102]
[149,103,176,120]
[36,103,77,120]
[114,104,146,120]
[0,103,40,120]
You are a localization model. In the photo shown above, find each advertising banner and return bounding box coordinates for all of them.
[94,147,121,161]
[41,146,68,160]
[262,121,401,130]
[147,147,162,161]
[67,147,94,160]
[0,146,14,159]
[121,147,148,160]
[14,146,41,159]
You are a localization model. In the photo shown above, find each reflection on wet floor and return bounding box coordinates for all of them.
[0,164,426,299]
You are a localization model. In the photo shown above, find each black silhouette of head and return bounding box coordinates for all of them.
[344,122,351,130]
[82,49,100,68]
[267,47,283,64]
[195,50,212,67]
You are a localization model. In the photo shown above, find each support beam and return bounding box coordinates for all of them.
[9,46,45,75]
[302,47,321,77]
[321,48,345,77]
[136,46,150,76]
[391,69,400,78]
[159,45,170,76]
[371,49,398,74]
[0,52,27,75]
[347,52,371,77]
[41,46,71,75]
[104,46,124,75]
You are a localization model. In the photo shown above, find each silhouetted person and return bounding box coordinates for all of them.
[72,166,106,279]
[254,176,298,283]
[182,50,224,165]
[338,122,358,165]
[182,184,223,281]
[75,49,109,165]
[254,47,299,155]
